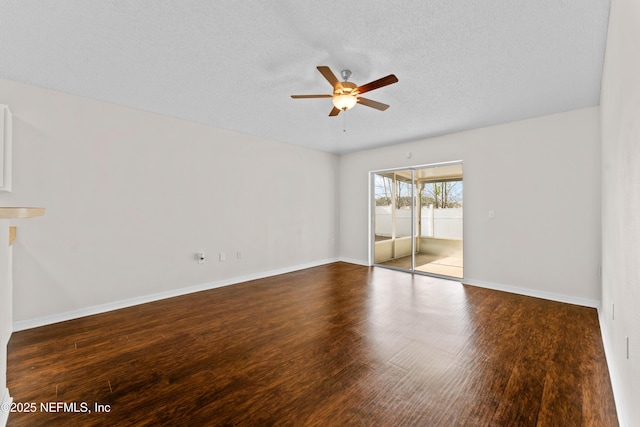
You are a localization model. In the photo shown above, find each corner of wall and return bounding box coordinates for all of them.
[597,307,630,426]
[0,387,11,427]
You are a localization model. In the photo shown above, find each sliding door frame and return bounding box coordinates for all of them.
[369,160,463,279]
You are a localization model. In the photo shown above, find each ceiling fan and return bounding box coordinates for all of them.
[291,66,398,117]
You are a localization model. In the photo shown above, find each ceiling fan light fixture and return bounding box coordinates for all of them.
[291,66,398,116]
[333,94,357,111]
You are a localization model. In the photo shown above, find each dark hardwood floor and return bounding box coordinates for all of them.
[6,263,618,426]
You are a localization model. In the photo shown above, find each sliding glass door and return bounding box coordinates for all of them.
[372,169,416,270]
[371,162,463,279]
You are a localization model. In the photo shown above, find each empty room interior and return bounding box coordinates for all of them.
[0,1,639,426]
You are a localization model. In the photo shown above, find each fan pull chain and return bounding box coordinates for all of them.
[343,111,347,132]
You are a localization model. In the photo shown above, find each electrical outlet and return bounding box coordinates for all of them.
[196,252,205,264]
[488,210,495,219]
[219,252,226,262]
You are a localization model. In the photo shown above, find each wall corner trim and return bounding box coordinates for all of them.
[1,387,12,427]
[597,308,630,426]
[12,258,340,332]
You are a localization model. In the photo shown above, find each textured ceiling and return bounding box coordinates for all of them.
[0,1,611,154]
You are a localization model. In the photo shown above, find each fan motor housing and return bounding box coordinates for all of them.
[335,81,357,95]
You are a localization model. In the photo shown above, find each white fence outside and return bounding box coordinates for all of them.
[375,206,463,240]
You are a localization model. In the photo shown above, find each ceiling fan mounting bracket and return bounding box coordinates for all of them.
[340,69,352,82]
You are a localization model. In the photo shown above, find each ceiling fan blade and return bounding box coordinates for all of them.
[356,74,398,95]
[291,94,333,99]
[357,97,390,111]
[317,66,341,89]
[329,107,341,116]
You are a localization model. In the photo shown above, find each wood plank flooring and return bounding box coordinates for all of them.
[6,262,617,426]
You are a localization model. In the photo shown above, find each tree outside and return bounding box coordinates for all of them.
[420,181,463,208]
[375,175,463,209]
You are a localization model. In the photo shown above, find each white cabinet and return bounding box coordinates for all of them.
[0,105,11,192]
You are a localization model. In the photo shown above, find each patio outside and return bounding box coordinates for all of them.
[373,165,463,279]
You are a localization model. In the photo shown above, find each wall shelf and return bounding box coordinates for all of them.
[0,208,44,246]
[0,207,45,219]
[9,226,16,246]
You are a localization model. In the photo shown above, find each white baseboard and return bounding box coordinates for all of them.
[336,262,600,308]
[1,388,12,427]
[340,262,601,309]
[12,258,340,332]
[462,278,600,308]
[338,257,370,267]
[597,309,629,426]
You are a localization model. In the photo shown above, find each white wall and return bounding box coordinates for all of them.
[0,222,11,419]
[339,107,601,304]
[600,0,640,424]
[0,78,339,324]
